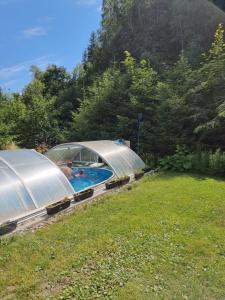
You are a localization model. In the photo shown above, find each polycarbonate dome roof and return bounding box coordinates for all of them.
[46,140,145,178]
[0,149,74,224]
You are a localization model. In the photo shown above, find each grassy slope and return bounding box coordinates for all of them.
[1,173,225,299]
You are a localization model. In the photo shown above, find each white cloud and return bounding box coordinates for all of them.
[0,56,62,91]
[22,26,47,39]
[0,56,54,80]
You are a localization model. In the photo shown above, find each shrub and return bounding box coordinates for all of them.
[159,146,192,172]
[142,153,159,169]
[159,146,225,176]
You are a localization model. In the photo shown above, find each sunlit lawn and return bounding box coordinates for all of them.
[1,173,225,299]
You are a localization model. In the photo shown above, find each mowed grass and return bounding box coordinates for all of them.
[1,173,225,299]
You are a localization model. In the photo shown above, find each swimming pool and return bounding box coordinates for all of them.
[69,167,114,192]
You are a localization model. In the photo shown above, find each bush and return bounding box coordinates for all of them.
[142,153,159,169]
[159,146,225,176]
[159,146,192,172]
[208,150,225,176]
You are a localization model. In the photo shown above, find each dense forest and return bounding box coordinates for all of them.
[1,0,225,161]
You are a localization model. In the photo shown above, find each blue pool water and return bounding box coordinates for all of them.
[69,167,113,192]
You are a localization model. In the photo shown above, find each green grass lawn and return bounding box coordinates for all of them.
[1,173,225,299]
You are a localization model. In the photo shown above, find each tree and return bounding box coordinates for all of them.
[0,94,26,149]
[71,52,159,153]
[18,80,62,148]
[189,23,225,149]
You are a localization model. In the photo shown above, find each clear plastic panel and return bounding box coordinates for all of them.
[80,148,98,162]
[12,159,75,207]
[122,146,145,172]
[0,150,75,220]
[79,141,145,177]
[47,146,82,164]
[0,149,43,166]
[0,161,35,223]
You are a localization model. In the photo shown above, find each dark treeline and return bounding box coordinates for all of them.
[1,0,225,159]
[211,0,225,10]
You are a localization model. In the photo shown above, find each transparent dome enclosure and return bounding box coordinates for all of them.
[46,140,145,177]
[0,149,74,224]
[0,142,145,224]
[46,145,98,165]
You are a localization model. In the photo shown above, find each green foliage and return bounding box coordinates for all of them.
[159,146,192,172]
[191,150,225,176]
[0,94,26,149]
[99,0,225,69]
[0,66,76,149]
[159,146,225,176]
[188,24,225,147]
[70,51,158,153]
[15,80,63,148]
[142,153,159,169]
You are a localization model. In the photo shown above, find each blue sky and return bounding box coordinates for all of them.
[0,0,102,92]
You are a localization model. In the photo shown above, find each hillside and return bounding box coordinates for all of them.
[88,0,225,72]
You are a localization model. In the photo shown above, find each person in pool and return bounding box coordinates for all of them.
[74,169,84,177]
[60,161,85,179]
[60,162,74,180]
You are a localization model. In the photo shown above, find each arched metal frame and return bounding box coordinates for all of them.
[46,140,145,178]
